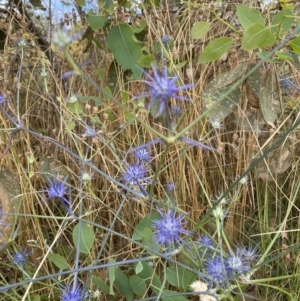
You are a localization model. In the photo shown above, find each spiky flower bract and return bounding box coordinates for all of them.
[199,235,214,248]
[45,175,73,215]
[13,249,30,266]
[152,208,189,246]
[139,66,193,117]
[238,245,259,265]
[60,285,84,301]
[166,181,176,192]
[0,95,5,104]
[121,162,150,196]
[171,106,183,117]
[205,256,230,286]
[225,251,250,279]
[135,148,151,162]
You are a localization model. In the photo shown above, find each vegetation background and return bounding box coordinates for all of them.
[0,0,300,300]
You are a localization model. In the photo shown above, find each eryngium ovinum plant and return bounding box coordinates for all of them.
[0,33,261,301]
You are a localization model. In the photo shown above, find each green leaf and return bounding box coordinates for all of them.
[271,9,293,38]
[259,29,276,48]
[75,0,85,6]
[191,22,210,39]
[290,36,300,54]
[135,261,143,274]
[33,296,41,301]
[132,213,160,240]
[166,267,196,290]
[107,24,143,79]
[241,23,267,50]
[47,253,69,270]
[115,268,133,301]
[138,54,155,68]
[198,37,233,64]
[135,261,162,294]
[161,290,188,301]
[66,121,76,131]
[275,51,294,61]
[236,5,264,30]
[92,277,110,294]
[72,223,95,254]
[108,259,116,295]
[257,50,281,63]
[132,19,147,33]
[67,101,83,115]
[86,15,106,31]
[129,276,147,296]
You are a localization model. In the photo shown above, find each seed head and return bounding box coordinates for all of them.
[152,208,189,246]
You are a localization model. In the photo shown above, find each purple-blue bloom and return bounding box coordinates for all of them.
[45,176,73,215]
[205,256,230,286]
[60,285,84,301]
[225,251,250,278]
[139,66,193,117]
[135,148,151,162]
[152,208,189,246]
[238,245,259,264]
[171,106,183,117]
[161,36,170,44]
[0,95,5,104]
[199,235,214,248]
[13,249,30,266]
[166,181,176,192]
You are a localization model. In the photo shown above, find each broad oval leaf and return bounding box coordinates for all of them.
[107,24,143,79]
[289,36,300,54]
[92,277,110,294]
[237,5,265,30]
[166,267,196,290]
[161,290,188,301]
[198,37,234,64]
[271,9,293,38]
[259,29,276,48]
[86,15,106,31]
[241,23,267,50]
[129,276,147,296]
[191,22,210,39]
[47,253,69,270]
[72,223,95,253]
[115,268,133,301]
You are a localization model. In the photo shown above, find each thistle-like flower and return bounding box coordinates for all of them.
[13,249,30,266]
[45,175,73,215]
[60,285,85,301]
[225,251,250,279]
[52,29,82,49]
[139,66,193,117]
[205,256,230,286]
[152,208,189,246]
[135,148,151,162]
[171,106,183,117]
[121,162,151,196]
[238,245,259,265]
[0,95,5,104]
[199,235,214,248]
[166,181,176,192]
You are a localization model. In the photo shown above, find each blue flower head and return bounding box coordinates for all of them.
[238,245,259,265]
[152,208,189,246]
[205,256,230,286]
[199,235,214,248]
[166,181,176,192]
[135,148,151,162]
[225,251,250,278]
[161,36,170,44]
[60,285,84,301]
[47,175,68,199]
[0,95,5,104]
[171,106,182,117]
[45,175,73,215]
[121,162,151,196]
[140,66,193,117]
[13,249,30,266]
